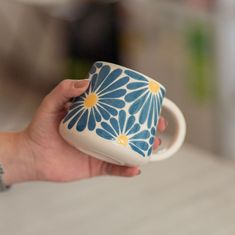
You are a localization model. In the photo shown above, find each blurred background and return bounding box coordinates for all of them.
[1,1,235,235]
[1,0,235,158]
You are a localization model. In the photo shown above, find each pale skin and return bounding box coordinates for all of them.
[0,79,167,186]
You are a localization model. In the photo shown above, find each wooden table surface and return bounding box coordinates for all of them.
[1,143,235,235]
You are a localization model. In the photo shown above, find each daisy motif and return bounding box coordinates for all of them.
[124,69,166,129]
[63,63,129,132]
[96,110,150,157]
[147,127,157,156]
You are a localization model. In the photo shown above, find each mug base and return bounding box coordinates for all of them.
[78,147,125,166]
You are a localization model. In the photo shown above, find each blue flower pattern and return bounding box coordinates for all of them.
[96,111,150,157]
[63,62,165,158]
[63,62,129,131]
[147,127,157,156]
[124,69,165,129]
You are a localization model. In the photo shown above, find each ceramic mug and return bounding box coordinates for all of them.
[59,61,186,166]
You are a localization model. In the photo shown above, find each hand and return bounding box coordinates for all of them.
[2,80,167,185]
[25,79,142,182]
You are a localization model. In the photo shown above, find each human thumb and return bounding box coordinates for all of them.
[40,79,89,113]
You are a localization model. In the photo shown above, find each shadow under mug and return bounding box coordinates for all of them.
[59,61,186,166]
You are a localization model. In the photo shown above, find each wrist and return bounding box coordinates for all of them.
[0,131,37,185]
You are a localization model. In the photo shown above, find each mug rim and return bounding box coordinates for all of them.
[95,61,166,92]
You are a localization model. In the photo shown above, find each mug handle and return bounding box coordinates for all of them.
[150,98,186,162]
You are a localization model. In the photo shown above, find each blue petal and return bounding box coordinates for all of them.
[95,62,103,68]
[96,69,122,94]
[156,95,161,117]
[88,109,96,131]
[97,105,110,120]
[90,74,98,92]
[149,137,155,145]
[76,109,88,132]
[110,118,120,135]
[127,82,147,90]
[158,92,164,117]
[63,107,82,123]
[147,97,154,128]
[160,92,164,105]
[101,76,129,95]
[139,95,151,124]
[159,87,165,105]
[151,127,156,136]
[96,129,115,141]
[126,123,141,136]
[100,89,126,99]
[131,130,150,140]
[160,87,166,97]
[130,140,149,151]
[153,98,158,127]
[67,109,84,129]
[118,110,126,133]
[129,143,145,157]
[128,92,148,115]
[93,65,111,91]
[99,99,125,109]
[101,122,117,137]
[99,103,118,116]
[155,97,163,128]
[124,69,148,82]
[93,107,102,122]
[125,116,135,133]
[125,88,148,103]
[147,147,153,156]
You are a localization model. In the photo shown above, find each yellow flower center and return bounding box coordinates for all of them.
[149,81,160,94]
[117,134,129,146]
[84,93,98,108]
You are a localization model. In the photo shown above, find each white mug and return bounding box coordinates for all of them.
[59,61,186,166]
